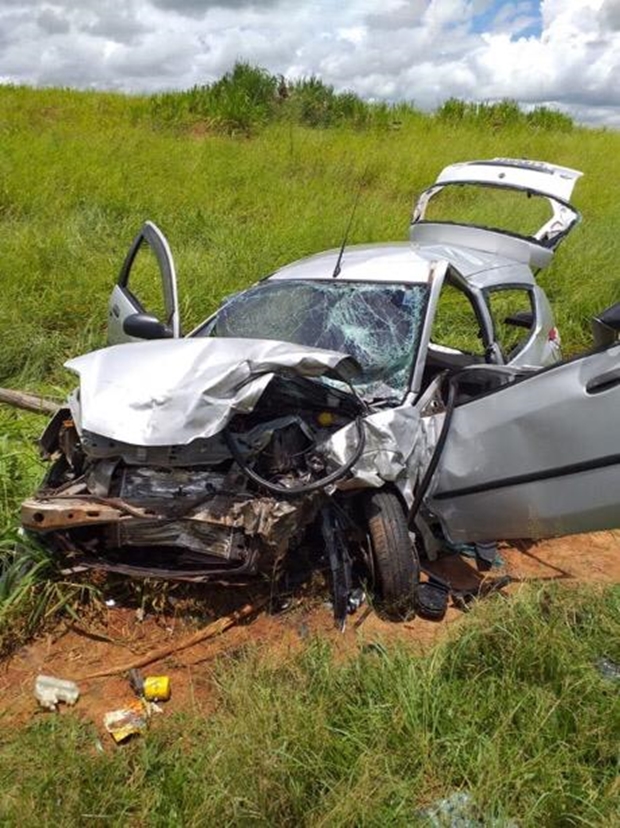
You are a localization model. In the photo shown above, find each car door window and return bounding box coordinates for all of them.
[124,239,169,324]
[487,288,535,359]
[429,341,620,543]
[432,281,486,356]
[108,221,180,346]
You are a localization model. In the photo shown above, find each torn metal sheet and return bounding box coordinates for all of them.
[66,338,359,447]
[325,404,424,490]
[24,479,319,548]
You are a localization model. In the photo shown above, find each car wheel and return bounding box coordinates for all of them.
[364,490,419,619]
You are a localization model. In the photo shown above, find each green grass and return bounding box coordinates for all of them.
[0,532,99,656]
[0,584,618,826]
[0,82,617,398]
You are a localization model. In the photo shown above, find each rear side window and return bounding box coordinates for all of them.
[432,281,486,356]
[486,288,535,359]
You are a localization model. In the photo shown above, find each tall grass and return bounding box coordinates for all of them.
[149,61,415,134]
[0,532,99,656]
[148,62,571,136]
[0,584,618,825]
[436,97,575,132]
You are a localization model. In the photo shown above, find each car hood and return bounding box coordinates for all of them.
[65,338,359,446]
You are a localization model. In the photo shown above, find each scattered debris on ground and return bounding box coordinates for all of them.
[34,674,80,710]
[2,530,619,735]
[596,656,620,682]
[103,698,154,744]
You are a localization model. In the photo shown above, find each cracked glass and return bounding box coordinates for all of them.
[211,280,429,399]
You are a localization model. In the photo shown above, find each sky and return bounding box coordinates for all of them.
[1,0,620,126]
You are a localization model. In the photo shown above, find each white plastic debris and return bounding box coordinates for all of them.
[34,674,80,711]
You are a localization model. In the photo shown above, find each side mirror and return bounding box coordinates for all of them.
[592,302,620,348]
[504,310,534,330]
[123,313,173,340]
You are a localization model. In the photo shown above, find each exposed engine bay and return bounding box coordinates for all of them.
[23,372,363,576]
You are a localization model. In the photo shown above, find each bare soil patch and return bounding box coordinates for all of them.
[2,530,620,735]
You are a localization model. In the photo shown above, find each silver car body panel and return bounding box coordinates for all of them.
[428,343,620,541]
[411,222,554,269]
[434,158,582,202]
[510,285,561,368]
[65,338,359,446]
[411,158,583,270]
[268,243,438,285]
[409,240,535,278]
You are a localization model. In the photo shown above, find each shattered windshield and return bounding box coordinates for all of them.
[209,280,429,399]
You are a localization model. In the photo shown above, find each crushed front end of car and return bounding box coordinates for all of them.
[21,338,371,581]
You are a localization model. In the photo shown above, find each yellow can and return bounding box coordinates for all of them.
[143,675,171,702]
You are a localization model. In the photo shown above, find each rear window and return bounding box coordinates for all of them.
[422,184,552,241]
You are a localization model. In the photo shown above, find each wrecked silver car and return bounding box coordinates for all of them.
[21,158,620,621]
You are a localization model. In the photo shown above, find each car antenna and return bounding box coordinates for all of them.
[332,165,368,278]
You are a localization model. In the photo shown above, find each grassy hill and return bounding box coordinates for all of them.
[0,75,619,825]
[1,75,619,395]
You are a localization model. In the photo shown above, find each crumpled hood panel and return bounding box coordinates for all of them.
[65,338,359,446]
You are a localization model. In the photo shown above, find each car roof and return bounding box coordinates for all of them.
[267,243,437,285]
[409,240,536,288]
[265,239,534,292]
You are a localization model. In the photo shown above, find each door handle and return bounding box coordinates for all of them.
[586,368,620,394]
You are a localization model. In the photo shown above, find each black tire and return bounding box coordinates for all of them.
[364,490,419,619]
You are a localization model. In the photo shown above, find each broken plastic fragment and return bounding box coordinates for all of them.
[347,588,365,613]
[34,674,80,711]
[596,657,620,682]
[104,699,150,743]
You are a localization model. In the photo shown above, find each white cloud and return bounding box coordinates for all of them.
[602,0,620,29]
[0,0,618,125]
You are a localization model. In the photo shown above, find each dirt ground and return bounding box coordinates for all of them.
[2,530,620,736]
